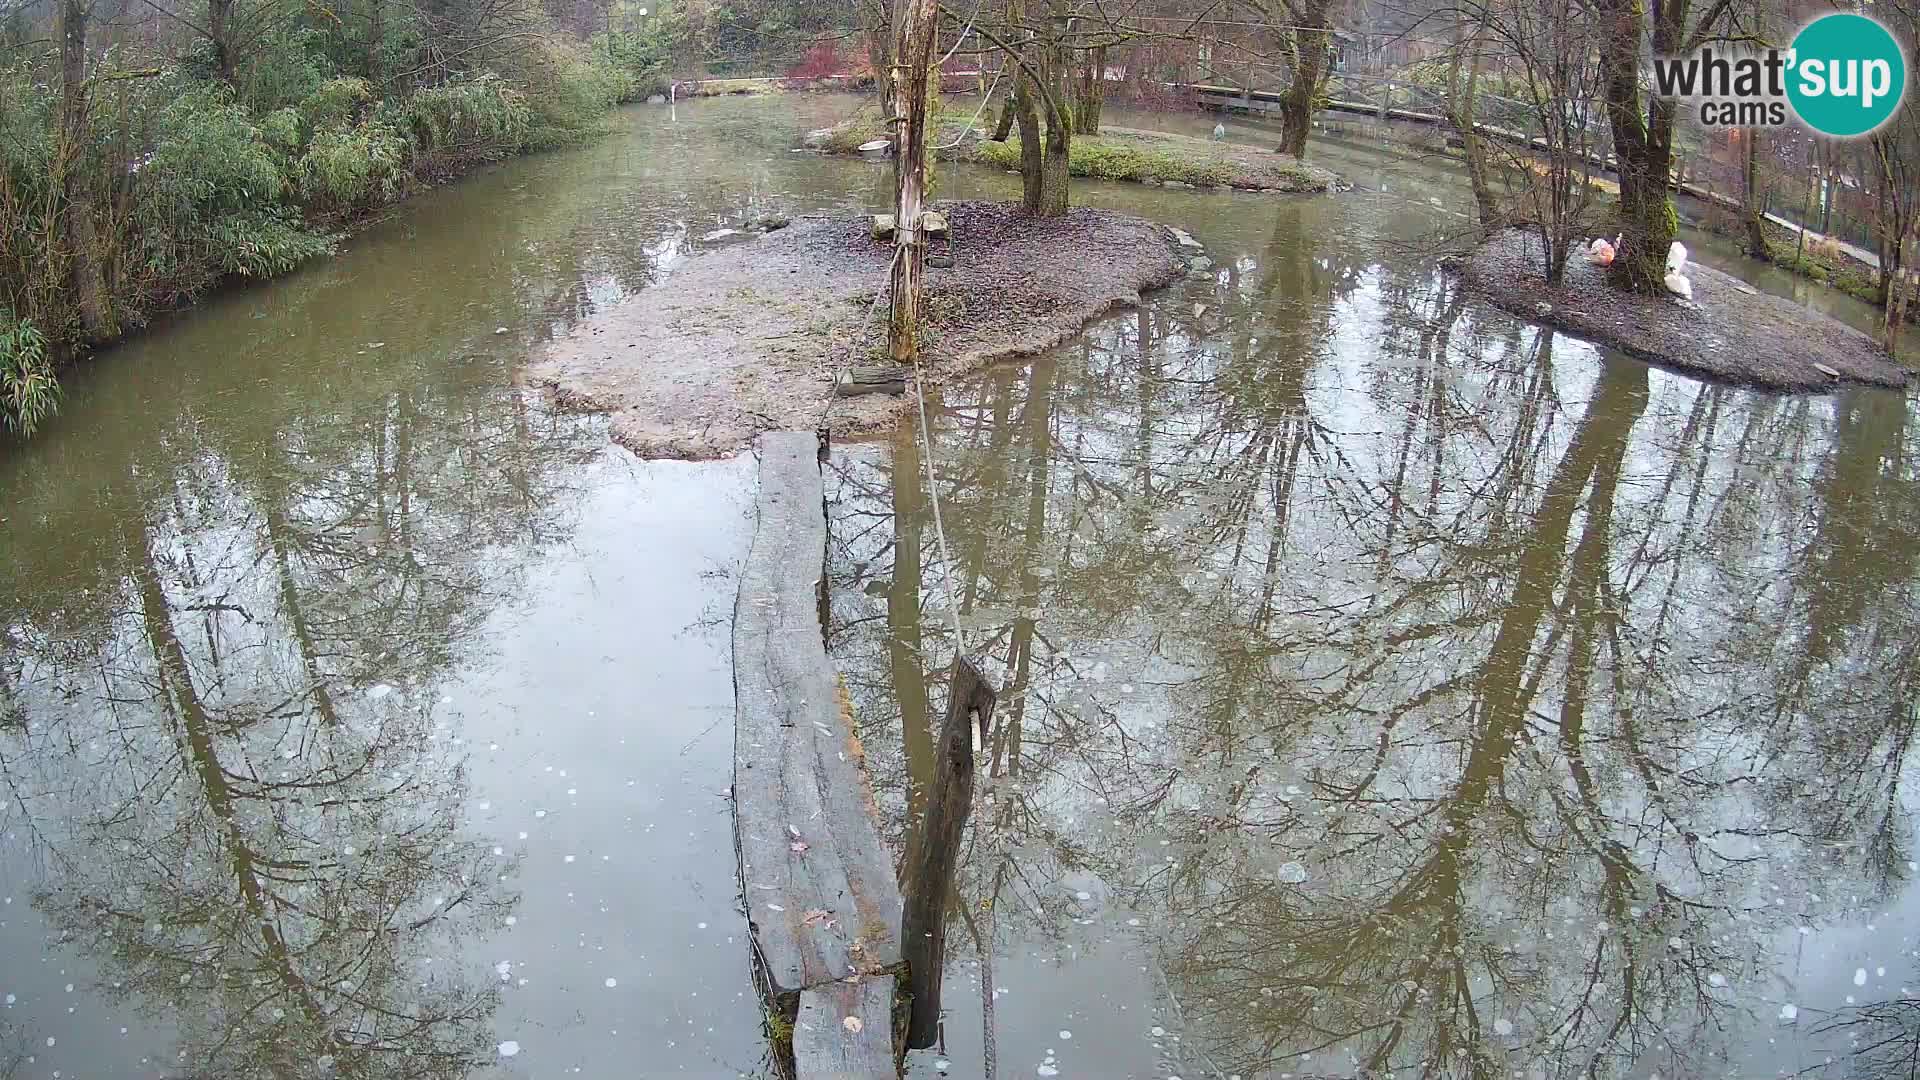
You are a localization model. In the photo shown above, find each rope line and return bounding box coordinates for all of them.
[910,353,969,657]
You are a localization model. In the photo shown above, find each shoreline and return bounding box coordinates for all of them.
[529,200,1186,459]
[1452,230,1910,391]
[805,116,1341,194]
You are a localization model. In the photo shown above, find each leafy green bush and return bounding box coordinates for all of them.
[384,74,532,161]
[298,118,406,209]
[201,212,335,277]
[242,26,335,114]
[125,85,334,294]
[298,77,375,134]
[0,311,57,437]
[517,40,626,150]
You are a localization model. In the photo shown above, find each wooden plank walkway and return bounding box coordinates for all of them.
[732,431,903,1079]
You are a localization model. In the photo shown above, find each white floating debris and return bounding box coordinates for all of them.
[497,1041,520,1058]
[1075,891,1091,901]
[495,961,512,981]
[604,978,618,988]
[1780,1003,1799,1021]
[1058,1030,1072,1040]
[1493,1018,1513,1036]
[842,1016,863,1034]
[934,1060,951,1073]
[1277,862,1309,884]
[1038,1066,1059,1077]
[1126,918,1141,927]
[1707,972,1727,987]
[1151,1026,1166,1037]
[495,326,510,335]
[366,684,394,700]
[1856,968,1870,987]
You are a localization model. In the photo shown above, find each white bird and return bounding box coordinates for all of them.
[1212,123,1227,141]
[1663,239,1693,299]
[1665,240,1689,275]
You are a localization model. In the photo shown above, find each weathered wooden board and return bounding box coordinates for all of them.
[835,366,908,397]
[733,431,905,1002]
[792,975,898,1079]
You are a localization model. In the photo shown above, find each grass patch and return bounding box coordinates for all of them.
[972,136,1237,187]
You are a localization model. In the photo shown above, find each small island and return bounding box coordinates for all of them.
[529,201,1187,459]
[1454,230,1910,392]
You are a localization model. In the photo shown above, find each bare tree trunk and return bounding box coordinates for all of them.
[368,0,385,84]
[886,0,937,361]
[58,0,111,342]
[1598,0,1683,293]
[1741,128,1770,259]
[863,0,894,118]
[1014,51,1043,213]
[1035,26,1070,215]
[209,0,236,83]
[991,44,1017,139]
[1072,44,1105,135]
[1444,18,1499,236]
[1277,0,1333,159]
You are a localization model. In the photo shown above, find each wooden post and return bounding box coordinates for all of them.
[886,0,938,363]
[900,655,997,1049]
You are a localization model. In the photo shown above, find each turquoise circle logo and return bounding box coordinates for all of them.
[1787,13,1907,137]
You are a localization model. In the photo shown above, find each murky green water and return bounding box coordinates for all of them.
[2,90,1915,1080]
[824,111,1920,1079]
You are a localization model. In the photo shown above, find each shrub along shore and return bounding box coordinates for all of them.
[1,22,678,437]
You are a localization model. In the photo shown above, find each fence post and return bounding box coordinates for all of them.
[900,655,997,1049]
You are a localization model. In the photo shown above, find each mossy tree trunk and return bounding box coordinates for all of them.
[209,0,237,84]
[1072,45,1105,135]
[1740,128,1770,259]
[1596,0,1722,294]
[368,0,385,84]
[1276,0,1333,159]
[1013,53,1044,212]
[1035,19,1072,216]
[58,0,113,342]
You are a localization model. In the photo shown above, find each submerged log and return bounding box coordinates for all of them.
[900,655,997,1049]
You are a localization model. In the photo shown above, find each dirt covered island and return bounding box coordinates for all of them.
[528,200,1185,458]
[1453,230,1912,391]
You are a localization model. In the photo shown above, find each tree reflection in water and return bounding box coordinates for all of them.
[0,383,600,1078]
[827,205,1920,1079]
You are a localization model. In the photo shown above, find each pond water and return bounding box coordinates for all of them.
[1,90,1915,1080]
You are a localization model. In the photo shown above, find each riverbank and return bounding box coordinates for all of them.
[0,34,671,438]
[529,200,1183,458]
[1453,230,1910,390]
[806,114,1340,193]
